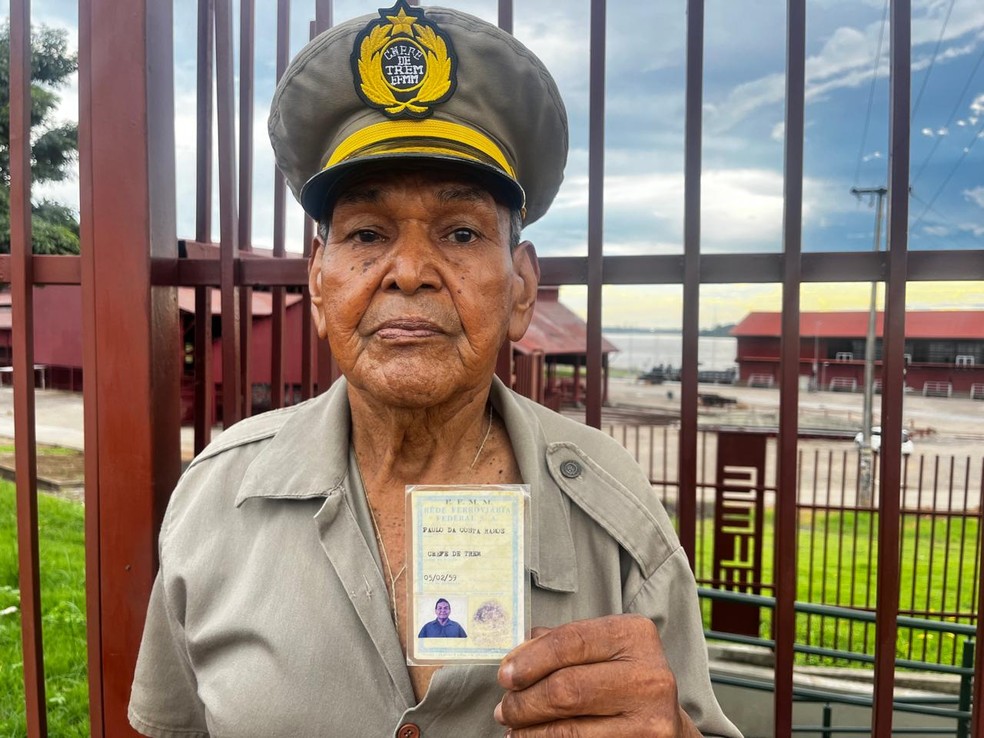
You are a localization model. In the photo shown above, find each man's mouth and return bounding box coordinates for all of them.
[374,318,444,340]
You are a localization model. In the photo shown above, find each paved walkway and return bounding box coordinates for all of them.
[0,387,85,450]
[0,387,208,458]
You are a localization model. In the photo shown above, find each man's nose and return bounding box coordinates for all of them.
[381,225,443,294]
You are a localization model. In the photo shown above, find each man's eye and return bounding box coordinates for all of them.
[354,230,381,243]
[449,228,478,244]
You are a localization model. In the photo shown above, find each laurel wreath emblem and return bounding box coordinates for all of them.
[357,23,453,116]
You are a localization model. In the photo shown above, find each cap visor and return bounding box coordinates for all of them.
[300,152,525,222]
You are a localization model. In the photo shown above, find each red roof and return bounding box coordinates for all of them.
[515,288,618,356]
[176,287,303,316]
[732,311,984,340]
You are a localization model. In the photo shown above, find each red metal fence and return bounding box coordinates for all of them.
[2,0,984,736]
[604,421,984,668]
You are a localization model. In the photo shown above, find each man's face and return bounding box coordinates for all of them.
[436,601,451,623]
[309,167,538,409]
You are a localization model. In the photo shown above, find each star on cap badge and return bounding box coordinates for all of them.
[386,7,417,36]
[351,0,458,119]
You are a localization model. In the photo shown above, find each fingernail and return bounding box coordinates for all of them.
[494,700,504,724]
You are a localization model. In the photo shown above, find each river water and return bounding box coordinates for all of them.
[603,331,738,372]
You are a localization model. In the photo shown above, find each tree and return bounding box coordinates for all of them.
[0,21,79,254]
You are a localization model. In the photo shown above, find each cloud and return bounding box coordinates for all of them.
[707,4,984,132]
[965,186,984,209]
[544,167,838,254]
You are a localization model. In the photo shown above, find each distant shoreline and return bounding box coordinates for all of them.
[604,325,736,338]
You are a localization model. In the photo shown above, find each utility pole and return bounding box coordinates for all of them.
[851,185,887,506]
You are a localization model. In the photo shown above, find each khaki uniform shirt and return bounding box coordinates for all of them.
[129,378,741,738]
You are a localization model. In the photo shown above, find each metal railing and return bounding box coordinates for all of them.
[700,587,975,737]
[603,423,984,668]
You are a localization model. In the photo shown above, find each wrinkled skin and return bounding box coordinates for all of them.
[495,616,702,737]
[309,168,537,416]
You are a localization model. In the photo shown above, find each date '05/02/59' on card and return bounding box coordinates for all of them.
[406,485,530,665]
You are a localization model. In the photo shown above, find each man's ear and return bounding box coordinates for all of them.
[308,239,329,340]
[508,240,540,342]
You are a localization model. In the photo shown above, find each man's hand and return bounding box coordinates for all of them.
[494,614,701,737]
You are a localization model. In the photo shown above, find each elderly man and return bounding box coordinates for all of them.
[129,3,740,737]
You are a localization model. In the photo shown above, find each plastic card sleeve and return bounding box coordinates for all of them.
[405,484,531,665]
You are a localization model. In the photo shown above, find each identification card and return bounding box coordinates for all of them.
[406,484,530,665]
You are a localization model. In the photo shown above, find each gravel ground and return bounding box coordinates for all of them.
[604,377,984,510]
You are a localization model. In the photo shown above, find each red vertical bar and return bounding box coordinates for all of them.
[9,0,48,733]
[80,0,183,733]
[584,0,605,430]
[678,0,704,566]
[78,3,105,733]
[195,0,213,246]
[952,460,971,650]
[773,0,805,733]
[972,458,984,735]
[238,0,255,416]
[194,0,214,452]
[315,0,332,34]
[215,0,242,425]
[193,287,214,455]
[270,0,290,409]
[498,0,513,35]
[872,0,910,734]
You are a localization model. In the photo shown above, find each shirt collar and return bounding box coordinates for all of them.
[235,376,577,592]
[234,380,352,505]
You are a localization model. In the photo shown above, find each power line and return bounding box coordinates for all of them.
[911,0,956,121]
[911,42,984,187]
[853,0,890,186]
[908,190,966,249]
[911,115,984,230]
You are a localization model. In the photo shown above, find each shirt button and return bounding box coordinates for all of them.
[560,460,581,478]
[397,724,421,738]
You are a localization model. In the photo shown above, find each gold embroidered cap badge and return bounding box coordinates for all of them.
[351,0,457,119]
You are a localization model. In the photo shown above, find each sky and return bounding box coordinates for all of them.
[7,0,984,328]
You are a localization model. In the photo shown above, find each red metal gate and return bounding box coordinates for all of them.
[3,1,984,736]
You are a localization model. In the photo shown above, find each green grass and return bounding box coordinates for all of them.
[1,482,89,737]
[0,443,81,457]
[698,509,981,667]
